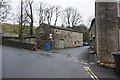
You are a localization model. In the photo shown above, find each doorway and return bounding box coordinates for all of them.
[59,39,64,48]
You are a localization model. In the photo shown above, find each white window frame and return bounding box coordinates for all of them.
[117,0,120,17]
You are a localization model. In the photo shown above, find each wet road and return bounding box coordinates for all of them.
[2,46,91,78]
[56,46,90,60]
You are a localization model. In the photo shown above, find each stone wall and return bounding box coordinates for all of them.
[36,24,53,49]
[96,2,118,63]
[53,28,83,48]
[89,20,96,51]
[36,23,83,49]
[2,39,34,50]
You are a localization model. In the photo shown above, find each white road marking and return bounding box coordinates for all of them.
[75,60,78,63]
[74,57,76,59]
[89,62,95,64]
[84,67,99,80]
[59,54,62,56]
[81,62,88,65]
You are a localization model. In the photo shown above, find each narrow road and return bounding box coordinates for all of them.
[56,46,92,63]
[2,46,91,78]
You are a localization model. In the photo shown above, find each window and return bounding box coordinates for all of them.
[75,41,76,45]
[118,0,120,17]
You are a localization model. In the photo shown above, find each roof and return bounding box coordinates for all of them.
[23,34,36,39]
[36,23,82,33]
[89,18,95,31]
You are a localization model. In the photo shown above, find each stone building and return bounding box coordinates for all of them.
[89,0,120,64]
[36,23,83,49]
[89,18,96,51]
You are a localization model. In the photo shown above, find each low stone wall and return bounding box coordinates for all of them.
[2,38,34,50]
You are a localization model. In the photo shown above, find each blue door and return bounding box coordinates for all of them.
[59,39,64,48]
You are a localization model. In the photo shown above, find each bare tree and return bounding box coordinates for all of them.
[36,2,46,26]
[36,2,60,26]
[54,6,61,26]
[24,0,34,36]
[45,5,55,25]
[20,0,23,41]
[61,7,72,27]
[0,0,11,22]
[71,9,82,27]
[61,7,82,27]
[15,0,30,41]
[87,16,95,28]
[16,9,29,38]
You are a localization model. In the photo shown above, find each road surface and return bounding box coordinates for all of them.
[2,46,91,78]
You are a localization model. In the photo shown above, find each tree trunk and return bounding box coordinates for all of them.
[29,2,33,36]
[20,0,23,41]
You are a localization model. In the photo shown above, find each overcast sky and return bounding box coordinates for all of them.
[10,0,95,27]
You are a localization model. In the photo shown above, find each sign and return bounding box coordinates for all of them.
[49,33,53,39]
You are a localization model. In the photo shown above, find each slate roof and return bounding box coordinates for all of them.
[89,18,95,31]
[36,23,81,33]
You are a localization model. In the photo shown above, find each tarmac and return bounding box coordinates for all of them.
[86,56,120,79]
[51,47,120,79]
